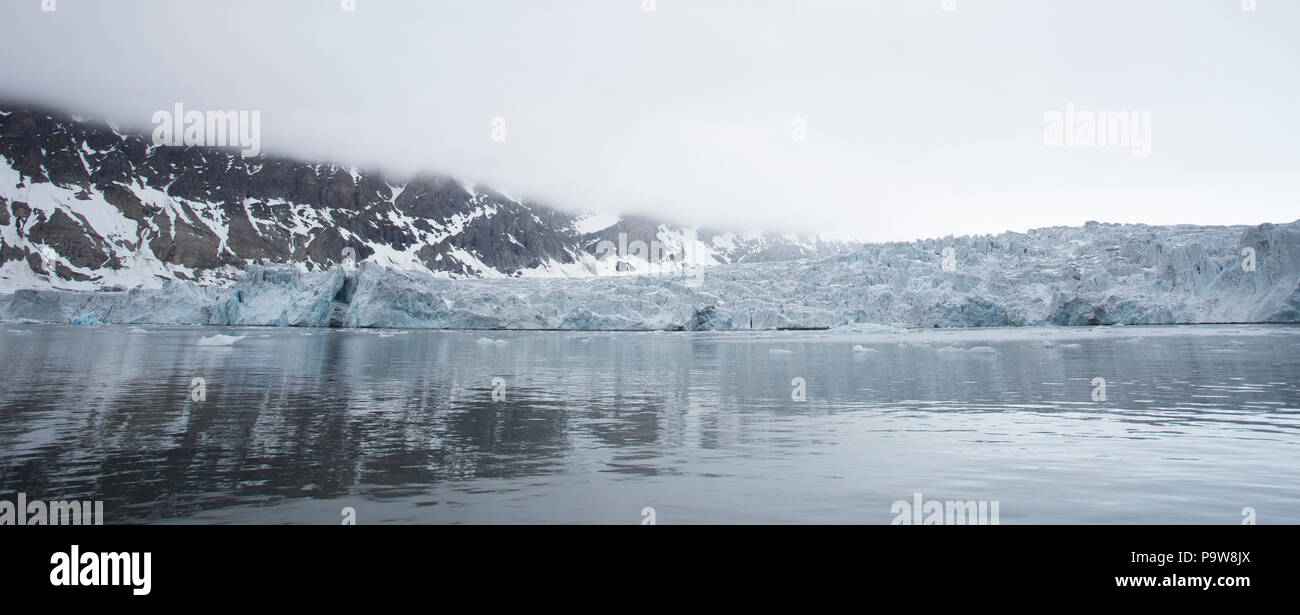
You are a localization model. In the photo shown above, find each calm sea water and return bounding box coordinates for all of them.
[0,323,1296,524]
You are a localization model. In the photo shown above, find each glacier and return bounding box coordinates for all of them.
[1,220,1297,330]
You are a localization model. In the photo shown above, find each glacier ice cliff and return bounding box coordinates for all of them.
[2,220,1298,330]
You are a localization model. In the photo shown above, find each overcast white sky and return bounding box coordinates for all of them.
[1,0,1297,241]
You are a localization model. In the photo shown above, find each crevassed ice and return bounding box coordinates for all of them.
[1,220,1297,330]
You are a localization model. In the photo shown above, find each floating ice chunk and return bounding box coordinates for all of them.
[769,348,794,355]
[196,334,244,346]
[835,323,904,334]
[937,345,996,354]
[852,345,877,353]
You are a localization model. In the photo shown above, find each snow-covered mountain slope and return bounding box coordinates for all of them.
[4,220,1297,330]
[0,102,855,290]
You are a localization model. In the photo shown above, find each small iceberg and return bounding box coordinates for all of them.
[937,345,997,355]
[833,323,903,334]
[852,345,877,353]
[196,334,245,346]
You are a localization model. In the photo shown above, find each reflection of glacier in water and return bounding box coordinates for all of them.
[0,324,1297,524]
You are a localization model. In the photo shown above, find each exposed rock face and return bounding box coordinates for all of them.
[0,102,856,290]
[25,209,119,270]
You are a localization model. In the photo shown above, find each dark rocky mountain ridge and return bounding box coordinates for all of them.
[0,101,854,290]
